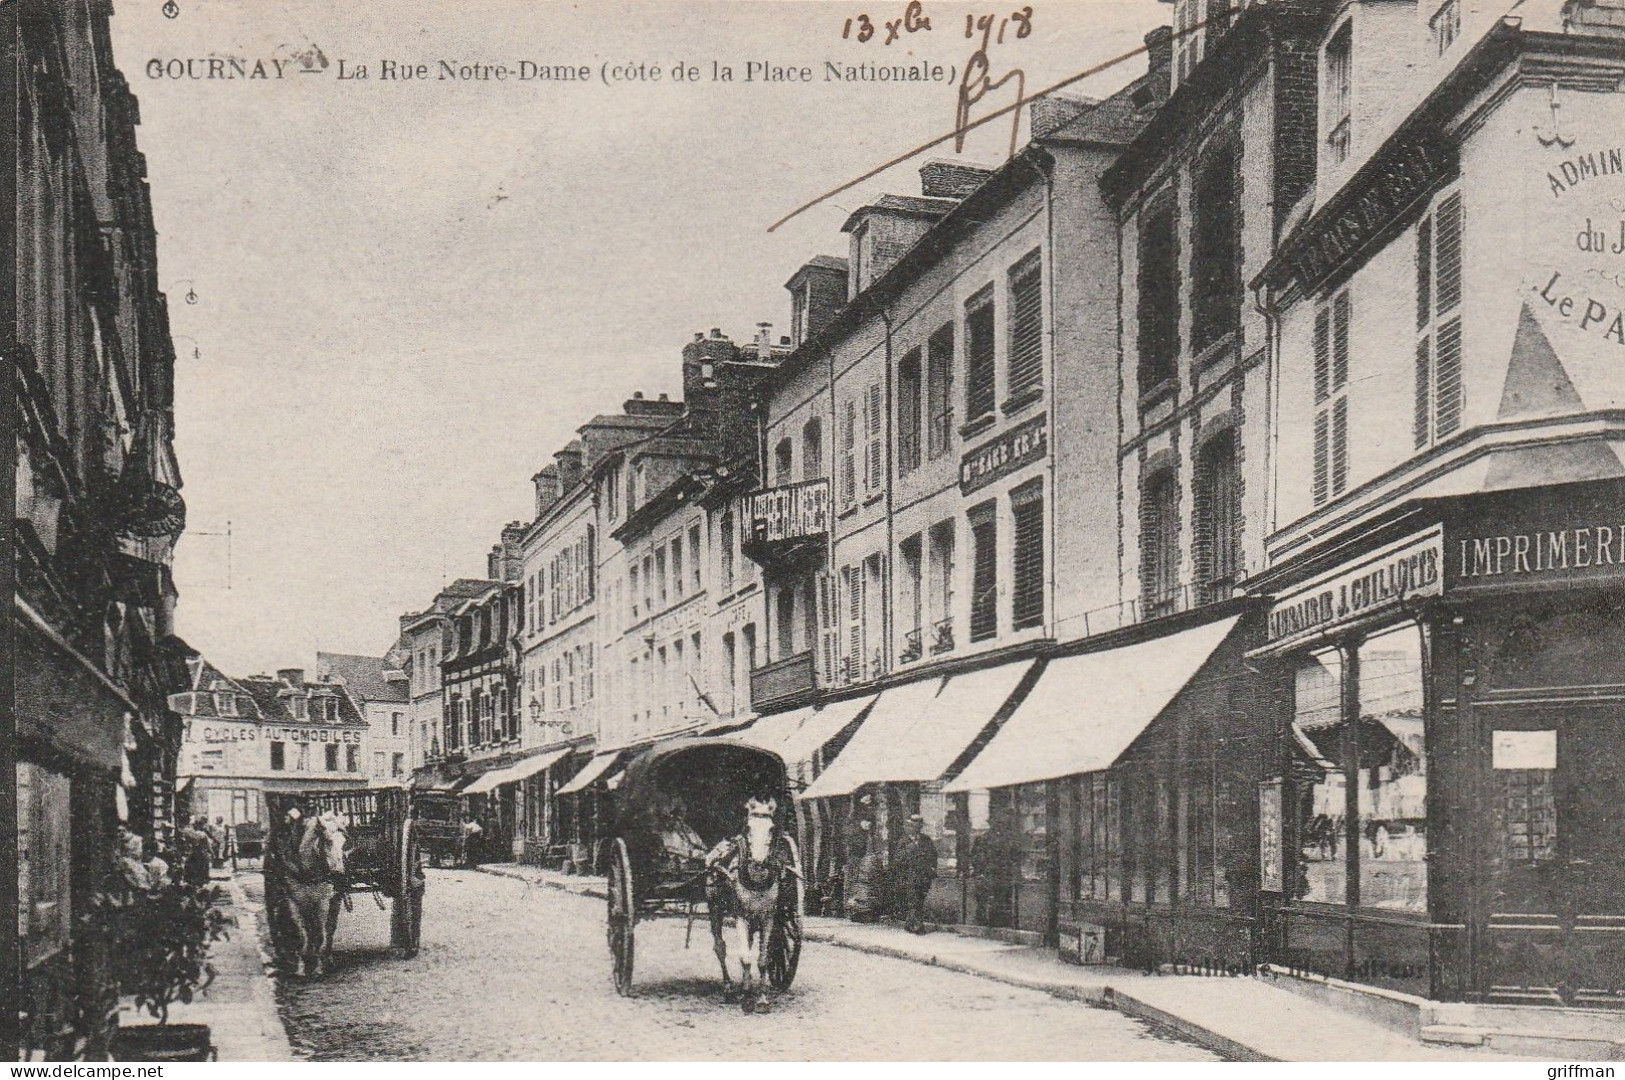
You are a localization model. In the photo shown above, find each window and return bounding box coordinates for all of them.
[898,348,923,475]
[291,696,307,720]
[1011,482,1044,630]
[655,548,667,606]
[928,520,956,654]
[584,526,596,600]
[927,324,955,459]
[814,572,839,683]
[720,510,736,593]
[686,524,702,592]
[567,650,577,708]
[629,564,640,619]
[841,563,865,682]
[1356,627,1428,913]
[671,536,684,598]
[863,381,884,497]
[391,712,403,737]
[346,744,359,772]
[1141,470,1181,616]
[1007,253,1043,401]
[1415,191,1464,449]
[1430,0,1460,55]
[1313,290,1352,505]
[17,764,71,967]
[802,418,823,479]
[775,438,794,484]
[271,740,286,771]
[969,504,998,642]
[840,397,858,508]
[900,533,924,661]
[965,290,997,426]
[742,623,757,676]
[642,553,653,612]
[1293,649,1346,904]
[776,585,796,659]
[1326,22,1352,164]
[1191,140,1241,353]
[583,644,595,702]
[374,751,386,777]
[215,692,238,717]
[296,743,310,771]
[723,632,738,712]
[392,753,404,777]
[1138,200,1180,392]
[1195,432,1241,603]
[605,465,621,522]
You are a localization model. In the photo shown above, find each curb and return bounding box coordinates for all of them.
[478,866,1269,1061]
[208,875,298,1062]
[798,926,1275,1062]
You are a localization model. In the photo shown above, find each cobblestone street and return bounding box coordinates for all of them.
[251,870,1217,1061]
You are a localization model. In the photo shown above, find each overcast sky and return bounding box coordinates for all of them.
[111,0,1166,677]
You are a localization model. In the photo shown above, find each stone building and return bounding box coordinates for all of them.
[316,651,412,783]
[13,0,190,1057]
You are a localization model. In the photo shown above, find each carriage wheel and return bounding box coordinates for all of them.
[765,835,804,991]
[606,838,636,997]
[391,817,422,957]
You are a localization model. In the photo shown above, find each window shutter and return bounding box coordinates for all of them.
[1331,291,1350,392]
[844,565,863,683]
[841,399,857,506]
[970,516,998,642]
[1008,261,1043,397]
[1313,307,1331,404]
[1434,193,1463,316]
[1414,335,1432,450]
[1331,396,1349,497]
[815,572,837,686]
[966,300,997,421]
[1313,411,1330,506]
[1415,215,1432,330]
[1011,491,1044,630]
[1435,317,1464,437]
[866,381,884,494]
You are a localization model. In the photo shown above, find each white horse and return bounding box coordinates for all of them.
[706,795,784,1013]
[270,810,348,977]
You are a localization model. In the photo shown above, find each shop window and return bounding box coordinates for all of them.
[1129,778,1150,904]
[1292,649,1347,904]
[18,763,72,967]
[1017,782,1049,883]
[1356,626,1427,913]
[1155,778,1174,904]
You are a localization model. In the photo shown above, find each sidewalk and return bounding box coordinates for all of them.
[477,862,1538,1062]
[133,871,296,1061]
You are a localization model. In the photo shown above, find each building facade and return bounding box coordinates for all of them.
[316,651,412,783]
[13,0,190,1057]
[1251,0,1625,1005]
[172,663,372,830]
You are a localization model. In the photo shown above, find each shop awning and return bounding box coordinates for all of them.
[731,706,815,752]
[803,663,1032,799]
[555,751,622,796]
[778,693,878,767]
[462,746,573,794]
[946,615,1241,793]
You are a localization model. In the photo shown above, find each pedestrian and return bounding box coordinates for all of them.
[460,810,484,869]
[898,814,937,934]
[845,818,881,922]
[181,816,212,887]
[209,815,229,867]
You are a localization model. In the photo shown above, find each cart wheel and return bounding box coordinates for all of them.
[766,835,804,991]
[606,838,635,996]
[391,817,422,956]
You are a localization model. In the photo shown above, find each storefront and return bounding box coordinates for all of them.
[1255,478,1625,1006]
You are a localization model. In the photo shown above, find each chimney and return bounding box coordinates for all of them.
[919,159,995,199]
[623,390,683,417]
[498,521,527,581]
[487,544,503,580]
[1145,26,1173,83]
[1029,94,1097,140]
[532,464,561,517]
[754,322,774,356]
[277,668,305,688]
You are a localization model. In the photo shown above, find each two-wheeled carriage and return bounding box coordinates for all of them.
[264,788,425,970]
[602,737,803,1005]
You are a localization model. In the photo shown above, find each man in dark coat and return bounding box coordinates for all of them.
[898,814,938,933]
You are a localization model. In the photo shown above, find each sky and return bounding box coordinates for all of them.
[110,0,1167,677]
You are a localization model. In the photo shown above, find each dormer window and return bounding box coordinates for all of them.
[291,696,308,720]
[1430,0,1459,56]
[214,692,238,717]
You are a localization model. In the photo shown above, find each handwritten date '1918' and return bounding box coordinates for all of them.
[842,4,1034,47]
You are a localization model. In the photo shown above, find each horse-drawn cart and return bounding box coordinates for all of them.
[264,788,424,974]
[411,791,464,867]
[603,737,803,1009]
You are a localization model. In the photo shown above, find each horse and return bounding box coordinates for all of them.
[269,810,348,977]
[705,795,785,1014]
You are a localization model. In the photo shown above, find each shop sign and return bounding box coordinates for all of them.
[1259,779,1283,893]
[263,726,363,744]
[746,478,830,545]
[1266,527,1443,648]
[960,414,1047,495]
[186,719,260,744]
[1492,730,1557,770]
[1446,481,1625,589]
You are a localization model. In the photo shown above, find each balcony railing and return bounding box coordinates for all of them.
[750,650,816,711]
[900,627,923,665]
[930,617,955,656]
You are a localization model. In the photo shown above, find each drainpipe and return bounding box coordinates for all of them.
[878,302,895,677]
[1251,278,1280,544]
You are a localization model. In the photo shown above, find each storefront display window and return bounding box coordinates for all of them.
[18,763,73,968]
[1129,779,1148,903]
[1293,649,1347,904]
[1154,778,1172,904]
[1017,782,1048,882]
[1356,626,1427,913]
